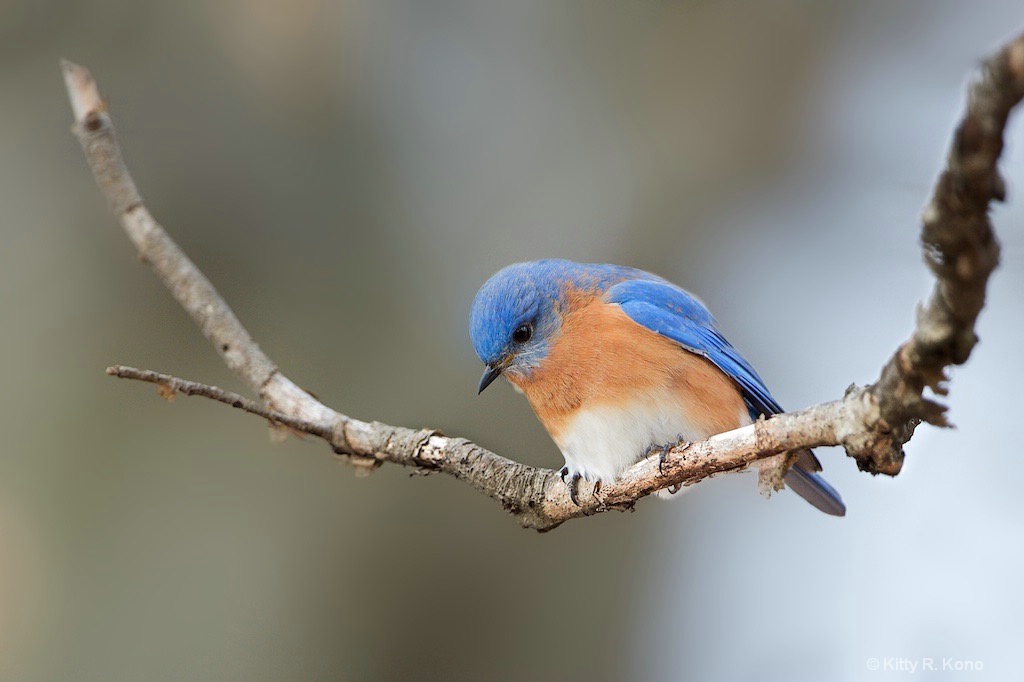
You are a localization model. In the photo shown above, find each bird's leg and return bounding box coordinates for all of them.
[662,433,688,473]
[643,444,666,473]
[659,443,673,476]
[665,434,690,493]
[559,466,569,482]
[647,434,691,476]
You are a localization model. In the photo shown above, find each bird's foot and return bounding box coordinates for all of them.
[568,472,583,506]
[560,468,601,506]
[648,434,690,476]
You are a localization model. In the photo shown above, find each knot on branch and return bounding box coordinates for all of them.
[838,386,907,476]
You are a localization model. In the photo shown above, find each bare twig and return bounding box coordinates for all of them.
[60,60,331,426]
[63,32,1024,530]
[105,366,335,440]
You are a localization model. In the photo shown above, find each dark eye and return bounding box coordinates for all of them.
[512,324,533,344]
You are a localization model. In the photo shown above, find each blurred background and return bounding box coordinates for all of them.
[2,0,1023,679]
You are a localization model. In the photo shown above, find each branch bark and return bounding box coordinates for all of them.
[62,33,1024,531]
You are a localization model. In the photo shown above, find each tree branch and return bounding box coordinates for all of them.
[867,37,1024,469]
[62,33,1024,531]
[105,366,336,439]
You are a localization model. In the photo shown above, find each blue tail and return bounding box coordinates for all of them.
[784,456,845,516]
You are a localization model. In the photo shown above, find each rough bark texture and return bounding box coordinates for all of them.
[865,38,1024,475]
[62,33,1023,531]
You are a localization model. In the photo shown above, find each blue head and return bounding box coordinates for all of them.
[469,260,641,392]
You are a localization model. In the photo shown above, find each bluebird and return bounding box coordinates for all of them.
[469,259,845,516]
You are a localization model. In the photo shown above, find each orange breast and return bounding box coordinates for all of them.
[508,291,748,441]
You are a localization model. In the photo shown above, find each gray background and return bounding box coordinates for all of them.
[2,1,1022,680]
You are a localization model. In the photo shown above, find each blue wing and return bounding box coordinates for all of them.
[605,279,781,420]
[605,277,846,517]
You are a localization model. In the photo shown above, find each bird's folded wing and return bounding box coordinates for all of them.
[605,279,783,419]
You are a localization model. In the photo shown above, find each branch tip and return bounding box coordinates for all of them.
[61,60,103,122]
[66,30,1024,529]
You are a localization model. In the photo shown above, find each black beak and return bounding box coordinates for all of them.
[478,365,502,394]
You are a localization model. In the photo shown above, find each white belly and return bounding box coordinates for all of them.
[554,389,752,483]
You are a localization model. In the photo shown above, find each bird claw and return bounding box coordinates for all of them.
[560,468,602,506]
[652,434,689,476]
[568,472,583,506]
[659,444,672,476]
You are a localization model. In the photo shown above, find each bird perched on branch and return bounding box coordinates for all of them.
[469,259,845,516]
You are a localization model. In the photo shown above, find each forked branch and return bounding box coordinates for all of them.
[62,32,1024,530]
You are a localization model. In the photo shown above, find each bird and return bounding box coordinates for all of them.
[469,259,845,516]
